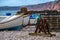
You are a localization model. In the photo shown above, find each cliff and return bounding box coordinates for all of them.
[0,1,60,11]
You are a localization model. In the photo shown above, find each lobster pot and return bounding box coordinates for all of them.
[30,19,37,24]
[23,16,29,25]
[41,14,60,29]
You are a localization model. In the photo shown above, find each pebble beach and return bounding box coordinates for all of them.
[0,26,60,40]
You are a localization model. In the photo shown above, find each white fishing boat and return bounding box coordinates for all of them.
[0,14,30,30]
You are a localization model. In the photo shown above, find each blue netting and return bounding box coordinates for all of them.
[30,14,40,19]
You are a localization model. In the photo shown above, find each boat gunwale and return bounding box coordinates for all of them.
[0,15,23,24]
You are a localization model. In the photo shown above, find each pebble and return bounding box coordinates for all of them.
[0,26,59,40]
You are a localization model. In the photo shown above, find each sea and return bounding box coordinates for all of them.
[0,10,18,21]
[0,10,18,16]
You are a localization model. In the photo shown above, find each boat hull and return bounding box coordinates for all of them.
[0,16,29,30]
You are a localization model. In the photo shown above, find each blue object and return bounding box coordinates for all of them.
[30,14,40,19]
[6,13,11,16]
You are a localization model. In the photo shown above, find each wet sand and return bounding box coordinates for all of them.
[0,26,60,40]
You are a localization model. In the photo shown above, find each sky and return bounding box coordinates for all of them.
[0,0,55,6]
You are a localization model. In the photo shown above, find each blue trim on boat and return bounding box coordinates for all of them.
[0,25,23,31]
